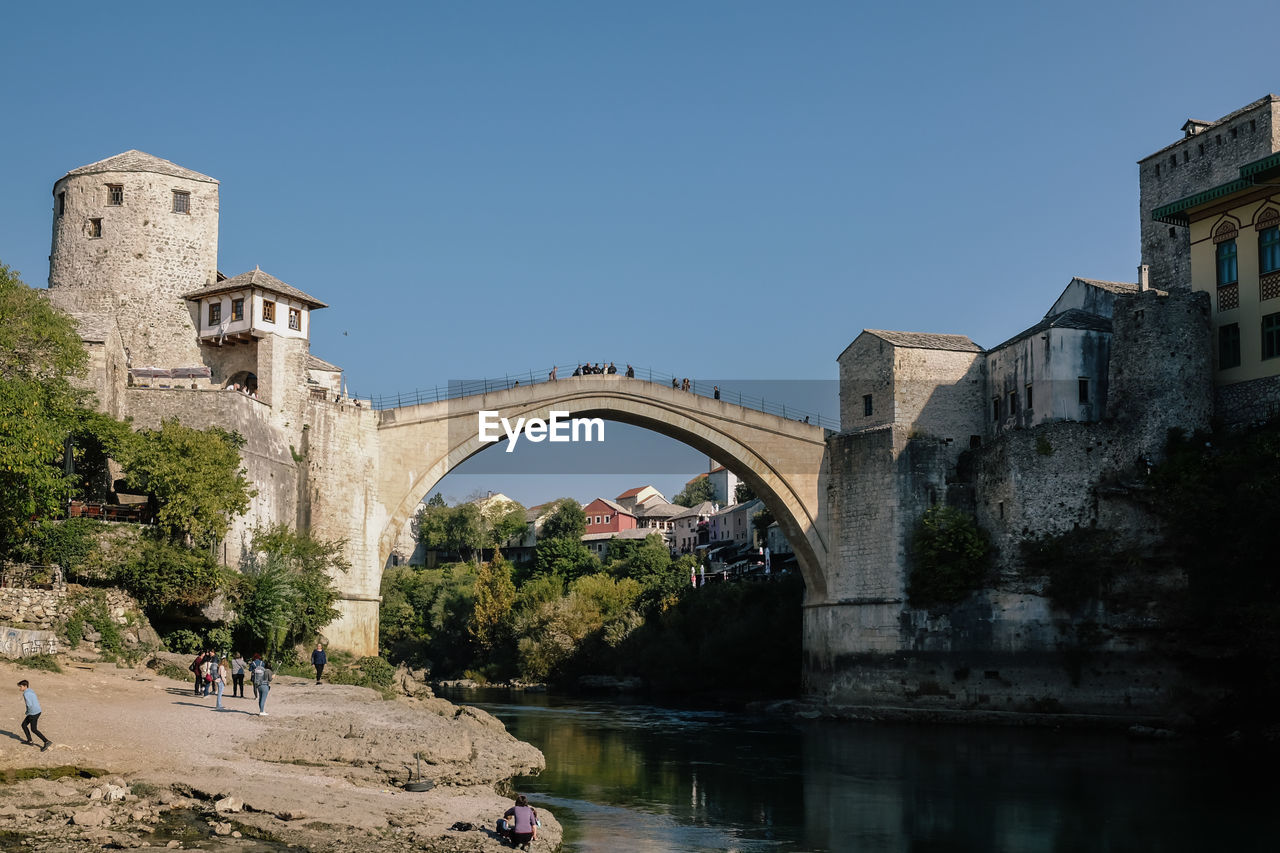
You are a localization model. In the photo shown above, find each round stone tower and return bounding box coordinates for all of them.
[49,150,219,369]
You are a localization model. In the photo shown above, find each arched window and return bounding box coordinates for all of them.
[1214,220,1239,287]
[1257,208,1280,276]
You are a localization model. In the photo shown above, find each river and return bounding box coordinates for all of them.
[443,688,1278,853]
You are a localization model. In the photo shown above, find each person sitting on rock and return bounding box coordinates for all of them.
[501,794,538,850]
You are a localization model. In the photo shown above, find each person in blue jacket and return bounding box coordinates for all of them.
[311,644,327,685]
[18,680,52,751]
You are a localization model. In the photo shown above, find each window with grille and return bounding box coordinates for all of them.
[288,308,301,331]
[107,185,123,206]
[232,298,244,321]
[208,303,221,326]
[1217,239,1238,286]
[262,301,275,323]
[172,190,190,214]
[88,218,102,238]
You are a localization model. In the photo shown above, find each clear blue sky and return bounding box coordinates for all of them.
[2,2,1276,508]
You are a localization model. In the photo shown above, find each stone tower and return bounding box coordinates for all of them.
[1138,95,1280,291]
[49,150,219,369]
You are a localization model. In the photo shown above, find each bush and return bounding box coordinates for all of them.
[907,505,990,608]
[162,629,203,654]
[16,654,61,673]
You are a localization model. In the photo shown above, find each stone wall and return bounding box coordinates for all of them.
[49,162,219,369]
[1137,97,1278,291]
[0,585,156,658]
[123,388,302,566]
[1216,373,1280,427]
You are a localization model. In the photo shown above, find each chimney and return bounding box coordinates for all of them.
[1138,264,1150,292]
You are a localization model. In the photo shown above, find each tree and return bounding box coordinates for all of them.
[112,419,254,546]
[673,476,717,507]
[235,525,347,656]
[533,536,598,581]
[0,262,87,382]
[0,263,93,555]
[469,556,516,654]
[482,498,527,555]
[540,498,586,542]
[752,507,775,544]
[907,505,990,608]
[734,482,757,504]
[115,536,226,608]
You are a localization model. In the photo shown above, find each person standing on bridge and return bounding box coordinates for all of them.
[714,385,720,400]
[549,366,557,381]
[625,365,634,378]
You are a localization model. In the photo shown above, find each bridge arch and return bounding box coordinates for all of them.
[373,377,830,602]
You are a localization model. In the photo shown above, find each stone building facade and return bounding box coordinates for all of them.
[1138,95,1279,292]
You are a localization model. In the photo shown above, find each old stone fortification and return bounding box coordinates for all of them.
[807,290,1216,716]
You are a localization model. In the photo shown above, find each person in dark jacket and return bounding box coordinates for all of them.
[311,644,327,684]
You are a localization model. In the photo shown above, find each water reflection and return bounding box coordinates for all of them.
[449,689,1279,852]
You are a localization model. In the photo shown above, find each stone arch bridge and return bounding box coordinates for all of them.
[305,375,837,656]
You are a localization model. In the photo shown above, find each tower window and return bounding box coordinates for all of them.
[107,184,123,206]
[1008,389,1018,415]
[231,298,244,322]
[1078,378,1090,405]
[208,303,221,326]
[992,397,1001,421]
[1219,323,1241,369]
[1025,384,1033,411]
[88,218,102,238]
[57,191,66,216]
[262,300,275,323]
[172,190,190,214]
[288,308,301,331]
[863,394,873,416]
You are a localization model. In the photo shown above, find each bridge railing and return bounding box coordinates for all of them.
[360,364,839,429]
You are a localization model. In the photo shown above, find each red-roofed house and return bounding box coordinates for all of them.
[583,498,636,535]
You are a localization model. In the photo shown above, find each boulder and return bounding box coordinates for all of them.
[72,807,112,827]
[214,796,243,814]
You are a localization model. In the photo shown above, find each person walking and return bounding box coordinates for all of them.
[231,653,247,698]
[311,644,327,685]
[249,654,264,700]
[18,680,52,751]
[502,794,539,850]
[214,658,229,710]
[189,651,206,696]
[255,662,274,716]
[201,653,217,697]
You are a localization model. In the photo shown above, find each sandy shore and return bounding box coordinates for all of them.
[0,654,561,851]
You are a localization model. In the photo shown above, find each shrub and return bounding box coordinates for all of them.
[17,654,61,673]
[162,628,203,654]
[907,505,990,608]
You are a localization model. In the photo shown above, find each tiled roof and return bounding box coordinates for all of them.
[582,528,657,542]
[586,497,631,516]
[183,268,328,308]
[989,309,1114,352]
[306,354,342,372]
[1070,277,1139,294]
[63,150,217,183]
[671,500,718,521]
[635,500,683,519]
[616,486,651,499]
[862,330,984,352]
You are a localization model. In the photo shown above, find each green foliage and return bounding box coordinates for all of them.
[62,590,124,657]
[329,655,396,693]
[540,498,587,541]
[0,261,86,381]
[206,626,233,653]
[673,476,717,508]
[17,654,61,673]
[469,556,516,653]
[416,500,486,560]
[1035,434,1054,456]
[533,536,599,581]
[907,505,990,608]
[379,561,477,671]
[114,536,225,608]
[112,419,254,546]
[734,481,756,503]
[245,524,347,642]
[0,378,81,554]
[752,507,775,543]
[482,499,528,554]
[1020,527,1129,611]
[235,554,294,660]
[27,518,103,579]
[515,572,643,681]
[162,629,203,654]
